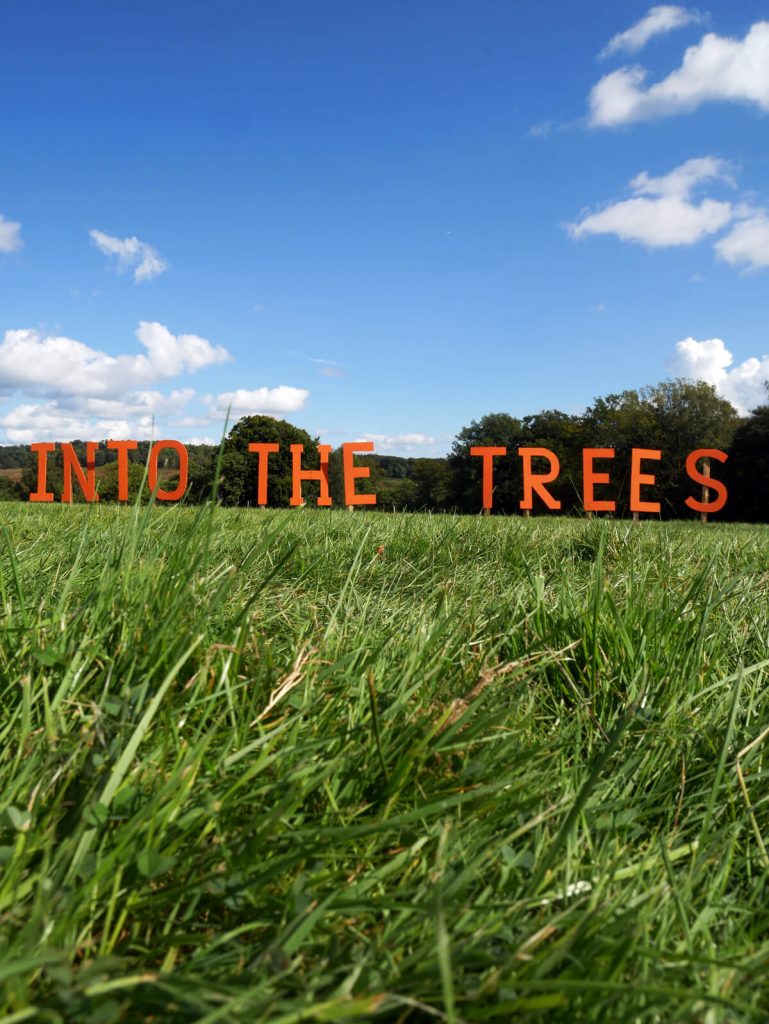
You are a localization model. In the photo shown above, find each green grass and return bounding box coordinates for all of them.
[2,503,769,1022]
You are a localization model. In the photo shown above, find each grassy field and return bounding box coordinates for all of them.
[2,504,769,1022]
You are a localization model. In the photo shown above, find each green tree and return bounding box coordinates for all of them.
[582,379,738,517]
[327,448,382,508]
[0,476,23,501]
[448,413,525,514]
[96,461,150,503]
[218,416,322,507]
[409,458,451,510]
[20,449,65,502]
[448,411,583,514]
[725,399,769,522]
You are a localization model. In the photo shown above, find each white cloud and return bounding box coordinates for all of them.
[629,156,735,196]
[0,215,22,254]
[362,432,438,453]
[0,388,198,444]
[0,321,313,444]
[0,322,231,443]
[600,5,704,59]
[670,336,769,414]
[590,21,769,126]
[0,404,135,444]
[567,157,734,247]
[185,436,219,446]
[0,321,230,400]
[89,229,168,283]
[206,387,310,418]
[715,211,769,271]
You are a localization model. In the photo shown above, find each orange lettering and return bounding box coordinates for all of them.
[519,447,561,511]
[583,448,615,513]
[630,448,661,514]
[343,442,377,506]
[685,449,728,514]
[470,446,507,510]
[248,443,280,506]
[107,440,139,501]
[290,444,332,507]
[148,441,188,501]
[62,442,99,503]
[28,442,55,502]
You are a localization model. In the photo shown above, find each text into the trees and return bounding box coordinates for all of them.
[26,440,729,514]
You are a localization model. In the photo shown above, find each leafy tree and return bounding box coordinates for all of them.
[327,448,382,508]
[449,413,526,514]
[582,379,738,517]
[379,476,419,510]
[519,410,585,512]
[218,416,321,507]
[0,476,23,501]
[725,400,769,522]
[96,461,150,503]
[20,449,65,502]
[448,411,584,514]
[408,458,451,510]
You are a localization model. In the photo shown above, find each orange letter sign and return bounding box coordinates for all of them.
[343,442,377,506]
[107,440,139,501]
[248,443,280,506]
[290,444,332,507]
[685,449,728,514]
[470,446,507,510]
[148,441,188,501]
[630,448,662,514]
[62,442,99,503]
[28,442,55,502]
[583,448,615,513]
[519,447,561,511]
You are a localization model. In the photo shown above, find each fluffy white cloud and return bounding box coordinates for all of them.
[206,387,310,418]
[0,322,231,443]
[0,321,314,444]
[590,21,769,126]
[670,336,769,414]
[90,229,168,283]
[715,212,769,271]
[567,157,734,247]
[0,389,197,444]
[600,5,704,59]
[0,215,22,254]
[0,321,230,399]
[0,404,134,444]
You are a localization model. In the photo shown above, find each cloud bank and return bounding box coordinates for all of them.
[590,21,769,126]
[0,322,232,442]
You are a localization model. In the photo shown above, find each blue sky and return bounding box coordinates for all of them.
[2,0,769,454]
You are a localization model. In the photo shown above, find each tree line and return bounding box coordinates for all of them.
[1,377,768,520]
